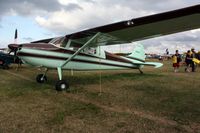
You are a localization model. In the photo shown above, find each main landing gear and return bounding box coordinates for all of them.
[36,67,70,91]
[55,80,69,91]
[55,67,69,91]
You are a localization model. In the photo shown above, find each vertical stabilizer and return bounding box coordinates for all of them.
[128,44,146,62]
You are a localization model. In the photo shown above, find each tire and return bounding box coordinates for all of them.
[36,74,47,83]
[55,80,69,91]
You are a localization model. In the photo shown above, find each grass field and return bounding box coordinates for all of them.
[0,60,199,133]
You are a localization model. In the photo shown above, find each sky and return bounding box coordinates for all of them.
[0,0,199,54]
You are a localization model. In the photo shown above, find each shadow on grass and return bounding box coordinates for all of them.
[0,70,163,98]
[47,72,163,86]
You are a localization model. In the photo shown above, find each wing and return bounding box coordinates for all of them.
[32,38,53,43]
[32,4,200,47]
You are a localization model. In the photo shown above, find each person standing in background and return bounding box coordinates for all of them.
[166,48,169,55]
[185,50,192,72]
[191,48,196,72]
[172,50,182,73]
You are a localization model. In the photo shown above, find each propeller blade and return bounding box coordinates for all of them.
[14,29,18,44]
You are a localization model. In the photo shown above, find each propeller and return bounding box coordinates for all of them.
[8,29,19,55]
[8,43,20,55]
[7,29,22,66]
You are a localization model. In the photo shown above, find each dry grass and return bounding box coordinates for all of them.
[0,60,199,133]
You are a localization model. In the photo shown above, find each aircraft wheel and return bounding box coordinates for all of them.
[55,80,69,91]
[36,74,47,83]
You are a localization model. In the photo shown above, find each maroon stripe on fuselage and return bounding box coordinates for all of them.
[105,52,133,64]
[17,52,136,69]
[21,43,133,64]
[22,43,57,49]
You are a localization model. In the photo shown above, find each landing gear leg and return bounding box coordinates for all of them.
[138,68,144,74]
[55,67,69,91]
[55,33,100,91]
[36,68,48,83]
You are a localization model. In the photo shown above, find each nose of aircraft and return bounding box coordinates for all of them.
[8,43,23,51]
[8,43,22,56]
[8,44,20,51]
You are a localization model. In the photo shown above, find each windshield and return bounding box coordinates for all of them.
[49,37,66,47]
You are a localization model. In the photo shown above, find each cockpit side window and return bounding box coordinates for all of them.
[82,47,97,55]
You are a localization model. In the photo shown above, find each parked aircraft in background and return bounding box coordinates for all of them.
[8,4,200,91]
[0,29,22,69]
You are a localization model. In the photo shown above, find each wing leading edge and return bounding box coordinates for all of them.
[32,4,200,47]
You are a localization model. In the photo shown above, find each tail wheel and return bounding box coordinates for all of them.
[55,80,69,91]
[36,74,47,83]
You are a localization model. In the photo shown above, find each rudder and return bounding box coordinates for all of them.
[128,44,146,62]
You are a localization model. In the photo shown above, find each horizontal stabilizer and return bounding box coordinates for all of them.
[141,62,163,68]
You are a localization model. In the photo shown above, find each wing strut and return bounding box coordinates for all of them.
[56,32,101,81]
[60,32,101,68]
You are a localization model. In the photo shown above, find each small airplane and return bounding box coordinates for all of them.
[0,29,22,69]
[8,4,200,91]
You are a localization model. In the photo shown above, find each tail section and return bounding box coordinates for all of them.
[125,44,163,68]
[128,44,146,62]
